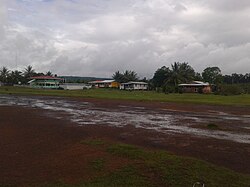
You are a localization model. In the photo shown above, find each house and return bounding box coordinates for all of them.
[120,82,148,90]
[28,76,62,89]
[88,80,120,88]
[60,83,91,90]
[178,81,212,93]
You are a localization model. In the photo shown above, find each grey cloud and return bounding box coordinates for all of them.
[201,0,250,11]
[0,0,7,41]
[0,0,250,78]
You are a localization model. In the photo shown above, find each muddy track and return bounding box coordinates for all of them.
[0,95,250,183]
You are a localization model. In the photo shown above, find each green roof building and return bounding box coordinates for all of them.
[28,76,62,89]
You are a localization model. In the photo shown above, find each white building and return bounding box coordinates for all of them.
[60,83,91,90]
[120,82,148,90]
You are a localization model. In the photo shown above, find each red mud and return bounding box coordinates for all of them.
[73,97,250,115]
[0,98,250,185]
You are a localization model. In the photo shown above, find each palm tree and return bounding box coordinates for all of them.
[168,62,195,86]
[112,71,123,83]
[9,70,23,84]
[23,65,35,78]
[45,71,53,76]
[179,62,195,82]
[0,66,10,83]
[112,70,139,83]
[168,62,182,86]
[123,70,138,82]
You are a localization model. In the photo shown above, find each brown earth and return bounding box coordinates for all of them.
[74,97,250,115]
[0,97,250,185]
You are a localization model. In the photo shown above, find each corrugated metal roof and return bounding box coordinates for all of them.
[102,80,115,83]
[27,79,35,84]
[121,81,148,85]
[89,80,115,84]
[178,81,210,87]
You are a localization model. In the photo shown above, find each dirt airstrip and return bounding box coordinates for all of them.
[0,95,250,185]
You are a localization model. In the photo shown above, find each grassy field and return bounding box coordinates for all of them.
[0,86,250,106]
[2,139,249,187]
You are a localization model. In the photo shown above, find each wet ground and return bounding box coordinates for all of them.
[1,94,250,175]
[0,95,249,144]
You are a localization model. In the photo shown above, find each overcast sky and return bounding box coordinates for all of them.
[0,0,250,78]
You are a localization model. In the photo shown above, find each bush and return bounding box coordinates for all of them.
[239,83,250,94]
[156,87,162,93]
[162,85,176,94]
[217,84,244,95]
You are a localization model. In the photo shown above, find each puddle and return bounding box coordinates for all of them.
[0,95,250,144]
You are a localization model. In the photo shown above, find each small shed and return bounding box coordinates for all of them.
[178,81,212,93]
[28,76,62,89]
[120,82,148,90]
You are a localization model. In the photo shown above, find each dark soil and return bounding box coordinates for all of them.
[0,97,250,185]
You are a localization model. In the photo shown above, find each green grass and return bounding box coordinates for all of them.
[82,165,153,187]
[107,143,146,160]
[89,158,106,171]
[1,86,250,106]
[105,143,250,187]
[41,165,152,187]
[2,140,250,187]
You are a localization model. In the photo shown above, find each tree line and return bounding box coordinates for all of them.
[112,62,250,86]
[112,62,250,94]
[1,63,250,94]
[0,65,54,85]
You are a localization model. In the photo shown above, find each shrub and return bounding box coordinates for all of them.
[156,87,162,93]
[162,85,176,94]
[239,83,250,94]
[217,84,244,95]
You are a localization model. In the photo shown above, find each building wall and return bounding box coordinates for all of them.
[92,82,119,88]
[111,82,120,88]
[60,85,83,90]
[133,84,148,90]
[30,79,60,89]
[202,86,212,93]
[182,87,198,93]
[60,84,91,90]
[93,83,108,88]
[120,84,125,90]
[181,86,212,93]
[120,83,148,90]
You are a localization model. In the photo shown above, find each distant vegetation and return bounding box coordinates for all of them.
[149,63,250,95]
[1,87,250,106]
[0,65,111,85]
[112,70,140,83]
[1,63,250,95]
[0,65,54,85]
